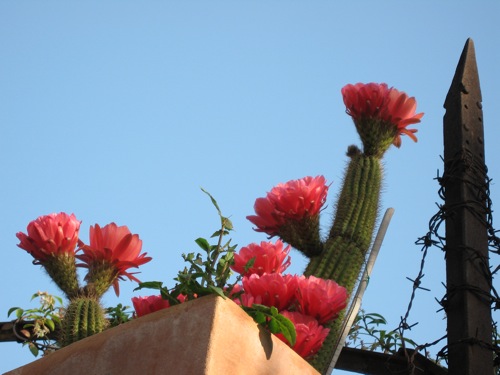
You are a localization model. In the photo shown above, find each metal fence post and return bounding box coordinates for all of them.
[443,38,493,375]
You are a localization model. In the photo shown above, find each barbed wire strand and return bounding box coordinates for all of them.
[395,149,500,372]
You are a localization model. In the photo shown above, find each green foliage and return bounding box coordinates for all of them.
[105,303,133,327]
[243,304,296,347]
[135,189,297,346]
[7,292,63,357]
[135,189,238,301]
[347,310,417,354]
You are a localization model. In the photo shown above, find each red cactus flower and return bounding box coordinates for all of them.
[247,176,329,237]
[231,240,291,276]
[240,273,298,311]
[342,82,423,148]
[228,283,244,304]
[16,213,80,263]
[296,275,348,324]
[77,223,152,296]
[132,295,171,318]
[131,294,189,318]
[275,311,330,359]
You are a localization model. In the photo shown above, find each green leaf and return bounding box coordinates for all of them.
[201,188,221,215]
[195,238,211,252]
[133,281,163,291]
[183,252,195,261]
[242,304,296,347]
[7,307,21,318]
[250,303,270,310]
[194,256,204,266]
[273,314,296,347]
[50,315,61,325]
[160,289,180,305]
[221,217,233,230]
[268,317,279,333]
[28,342,39,357]
[207,285,226,299]
[253,311,266,324]
[210,230,229,238]
[16,308,24,320]
[243,257,256,273]
[45,319,55,331]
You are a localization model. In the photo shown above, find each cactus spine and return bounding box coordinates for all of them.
[56,270,116,346]
[44,256,117,346]
[42,254,80,299]
[61,296,107,346]
[278,215,324,257]
[305,145,383,373]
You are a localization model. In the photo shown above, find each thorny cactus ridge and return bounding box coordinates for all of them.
[60,296,107,347]
[304,147,383,372]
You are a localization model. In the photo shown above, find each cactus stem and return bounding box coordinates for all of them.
[304,148,383,373]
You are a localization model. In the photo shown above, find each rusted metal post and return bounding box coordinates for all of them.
[443,38,493,375]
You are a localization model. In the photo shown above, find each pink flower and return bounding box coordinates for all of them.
[247,176,328,236]
[228,283,244,302]
[275,311,330,359]
[132,294,189,317]
[132,295,171,317]
[341,82,423,148]
[296,275,348,324]
[16,213,81,262]
[77,223,152,296]
[231,240,291,276]
[240,273,298,311]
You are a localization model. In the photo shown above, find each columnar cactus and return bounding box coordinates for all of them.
[248,82,423,373]
[60,296,107,346]
[304,145,382,285]
[304,146,383,371]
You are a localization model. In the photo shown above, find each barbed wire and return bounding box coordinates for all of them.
[396,149,500,371]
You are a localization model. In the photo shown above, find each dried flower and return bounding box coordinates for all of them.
[231,240,291,276]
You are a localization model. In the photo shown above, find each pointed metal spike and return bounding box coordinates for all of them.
[444,38,485,164]
[445,38,482,109]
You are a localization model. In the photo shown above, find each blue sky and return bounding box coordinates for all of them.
[1,2,500,373]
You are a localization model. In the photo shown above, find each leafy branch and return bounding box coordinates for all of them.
[8,292,63,357]
[135,189,239,302]
[105,303,133,328]
[243,304,296,347]
[347,310,417,354]
[135,189,297,346]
